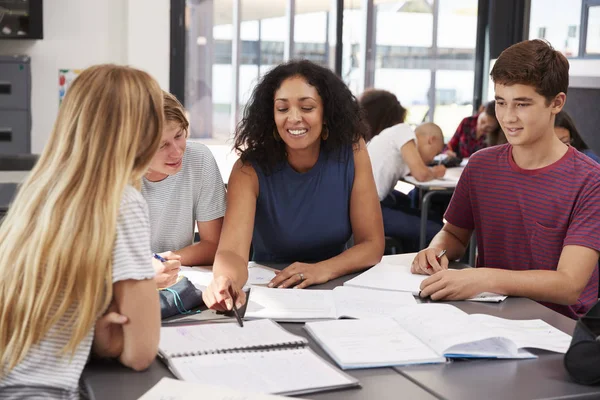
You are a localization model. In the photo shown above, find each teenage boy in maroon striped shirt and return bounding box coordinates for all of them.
[412,39,600,319]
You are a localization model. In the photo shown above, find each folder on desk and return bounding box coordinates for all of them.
[158,319,359,396]
[304,303,572,370]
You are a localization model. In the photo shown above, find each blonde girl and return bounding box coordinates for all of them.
[0,64,163,398]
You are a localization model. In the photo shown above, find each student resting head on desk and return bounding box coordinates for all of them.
[202,60,385,311]
[359,89,445,250]
[412,39,600,320]
[142,91,226,288]
[0,65,163,397]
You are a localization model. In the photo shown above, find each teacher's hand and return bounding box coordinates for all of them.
[203,275,246,312]
[268,262,331,289]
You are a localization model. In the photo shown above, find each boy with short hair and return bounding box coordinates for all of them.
[412,39,600,319]
[366,117,446,251]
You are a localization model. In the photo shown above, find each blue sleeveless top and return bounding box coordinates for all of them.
[251,145,355,263]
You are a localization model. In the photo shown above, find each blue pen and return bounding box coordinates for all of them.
[153,253,167,263]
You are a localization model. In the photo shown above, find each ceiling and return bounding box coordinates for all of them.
[212,0,405,25]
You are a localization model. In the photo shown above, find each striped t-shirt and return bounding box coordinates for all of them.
[141,142,226,253]
[0,185,156,399]
[445,144,600,319]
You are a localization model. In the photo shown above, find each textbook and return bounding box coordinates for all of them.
[343,263,507,302]
[304,303,572,369]
[244,286,417,322]
[158,319,359,396]
[139,377,299,400]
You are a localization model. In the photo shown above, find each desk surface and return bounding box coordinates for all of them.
[404,166,464,189]
[83,257,597,400]
[83,271,438,400]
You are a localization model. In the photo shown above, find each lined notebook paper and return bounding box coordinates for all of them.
[158,319,359,396]
[159,319,306,357]
[305,303,572,369]
[343,263,507,302]
[244,286,417,322]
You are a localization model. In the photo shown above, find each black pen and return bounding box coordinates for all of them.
[229,287,244,328]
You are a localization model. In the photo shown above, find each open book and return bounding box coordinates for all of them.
[344,263,507,302]
[244,286,417,322]
[139,377,299,400]
[158,319,359,396]
[304,303,572,369]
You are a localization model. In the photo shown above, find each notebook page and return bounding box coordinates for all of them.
[305,318,445,369]
[469,314,572,353]
[247,262,277,285]
[343,263,425,294]
[159,319,306,357]
[392,304,523,358]
[168,348,358,395]
[244,287,337,321]
[139,377,295,400]
[344,264,507,302]
[180,264,277,290]
[332,286,417,318]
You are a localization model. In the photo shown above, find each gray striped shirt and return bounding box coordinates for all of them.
[141,141,226,253]
[0,185,156,399]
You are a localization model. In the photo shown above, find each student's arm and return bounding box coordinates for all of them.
[171,218,223,266]
[411,222,472,275]
[419,245,599,304]
[112,277,160,371]
[203,160,253,311]
[401,140,446,182]
[269,138,384,289]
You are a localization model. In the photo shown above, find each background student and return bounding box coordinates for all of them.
[445,100,502,158]
[413,39,600,320]
[0,65,162,397]
[361,89,445,251]
[142,92,227,288]
[554,110,600,163]
[359,88,408,142]
[203,60,384,311]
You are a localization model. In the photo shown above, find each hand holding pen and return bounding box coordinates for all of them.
[152,252,181,289]
[411,248,449,276]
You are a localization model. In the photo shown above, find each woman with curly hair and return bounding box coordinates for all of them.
[202,60,384,310]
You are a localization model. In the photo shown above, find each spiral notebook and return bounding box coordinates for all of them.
[158,319,359,396]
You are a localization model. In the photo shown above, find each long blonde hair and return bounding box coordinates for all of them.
[0,64,164,373]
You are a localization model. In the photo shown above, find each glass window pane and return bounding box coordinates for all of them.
[185,0,233,141]
[529,0,582,57]
[434,70,474,140]
[433,0,477,140]
[342,0,363,95]
[294,1,332,67]
[374,0,433,125]
[586,6,600,55]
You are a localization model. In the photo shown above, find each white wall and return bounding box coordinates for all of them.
[0,0,170,153]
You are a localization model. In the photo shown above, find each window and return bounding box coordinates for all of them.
[585,5,600,54]
[538,27,547,39]
[529,0,582,57]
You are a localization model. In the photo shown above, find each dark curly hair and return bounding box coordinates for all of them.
[358,89,407,142]
[234,60,367,173]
